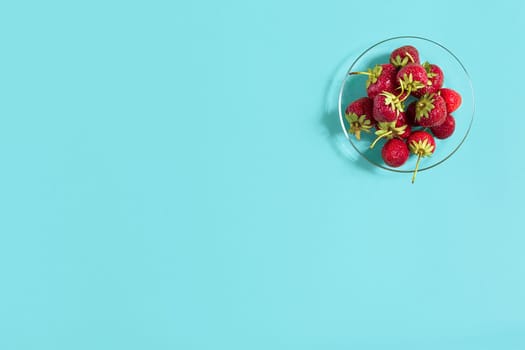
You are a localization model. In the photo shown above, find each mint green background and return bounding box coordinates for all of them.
[1,1,524,349]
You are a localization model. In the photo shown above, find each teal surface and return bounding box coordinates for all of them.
[1,1,524,349]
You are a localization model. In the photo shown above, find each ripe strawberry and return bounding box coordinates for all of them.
[370,114,409,149]
[372,91,404,123]
[390,45,420,68]
[349,64,397,99]
[397,63,428,95]
[439,88,462,113]
[407,131,436,183]
[344,97,374,140]
[381,138,409,167]
[414,93,447,127]
[431,114,455,139]
[405,101,418,126]
[412,62,444,98]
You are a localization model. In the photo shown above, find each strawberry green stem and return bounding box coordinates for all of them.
[355,128,361,140]
[406,52,415,63]
[397,81,410,102]
[411,153,422,184]
[370,131,392,149]
[348,71,371,76]
[403,88,412,101]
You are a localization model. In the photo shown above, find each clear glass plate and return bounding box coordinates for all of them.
[338,36,475,173]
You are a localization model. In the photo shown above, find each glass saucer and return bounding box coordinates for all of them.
[338,36,474,173]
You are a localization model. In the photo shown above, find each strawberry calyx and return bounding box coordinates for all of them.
[408,138,435,157]
[369,121,407,149]
[349,64,383,88]
[380,91,404,116]
[422,61,436,85]
[391,51,415,68]
[345,112,373,140]
[422,61,437,78]
[415,93,436,122]
[408,138,435,184]
[399,73,426,94]
[391,55,409,68]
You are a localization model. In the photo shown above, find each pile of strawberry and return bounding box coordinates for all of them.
[344,45,462,183]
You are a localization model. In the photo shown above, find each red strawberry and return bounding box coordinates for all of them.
[407,131,436,183]
[390,45,420,68]
[397,63,428,95]
[370,113,409,149]
[439,88,462,113]
[431,114,455,139]
[405,101,418,126]
[382,138,409,167]
[349,64,397,99]
[414,93,447,127]
[412,62,444,98]
[372,91,404,123]
[344,97,374,140]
